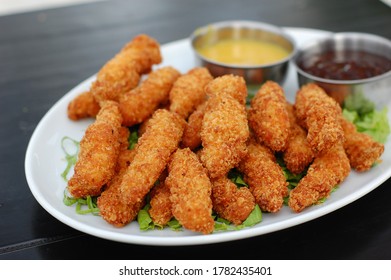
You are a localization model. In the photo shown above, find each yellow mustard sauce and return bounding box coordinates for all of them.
[197,38,290,65]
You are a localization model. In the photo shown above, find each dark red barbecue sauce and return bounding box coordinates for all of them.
[298,50,391,80]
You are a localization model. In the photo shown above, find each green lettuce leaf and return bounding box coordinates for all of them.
[343,107,390,143]
[242,204,262,227]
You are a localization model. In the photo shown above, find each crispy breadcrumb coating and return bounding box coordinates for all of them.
[211,176,255,225]
[67,91,100,120]
[68,101,122,198]
[120,109,185,206]
[248,81,291,152]
[181,102,207,150]
[200,93,249,178]
[98,147,138,227]
[149,171,172,226]
[169,67,213,119]
[166,148,214,234]
[91,34,162,103]
[205,74,247,105]
[288,143,350,213]
[295,83,344,154]
[283,103,314,174]
[238,137,288,213]
[119,66,180,126]
[109,126,134,175]
[182,75,248,151]
[340,117,384,172]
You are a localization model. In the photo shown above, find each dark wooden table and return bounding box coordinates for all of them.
[1,0,391,259]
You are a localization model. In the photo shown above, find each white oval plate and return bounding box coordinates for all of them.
[25,28,391,246]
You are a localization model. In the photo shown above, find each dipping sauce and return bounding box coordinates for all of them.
[298,50,391,80]
[196,38,290,66]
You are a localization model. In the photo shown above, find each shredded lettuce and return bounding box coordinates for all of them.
[343,92,375,117]
[343,104,390,144]
[342,92,390,143]
[214,205,262,232]
[351,107,390,143]
[228,169,248,187]
[137,204,179,231]
[60,136,79,181]
[137,204,156,231]
[137,203,262,232]
[276,155,307,190]
[128,130,139,150]
[242,204,262,227]
[167,218,182,231]
[63,190,100,215]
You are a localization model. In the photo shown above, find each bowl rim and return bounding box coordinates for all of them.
[293,32,391,84]
[190,20,297,69]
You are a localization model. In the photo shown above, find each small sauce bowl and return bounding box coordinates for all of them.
[293,32,391,106]
[190,20,297,86]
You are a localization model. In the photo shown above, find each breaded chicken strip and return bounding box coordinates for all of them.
[91,34,162,103]
[119,66,180,126]
[295,83,344,154]
[169,67,213,119]
[97,147,138,227]
[181,102,207,150]
[166,148,215,234]
[67,91,100,120]
[248,81,290,152]
[238,137,288,213]
[211,176,255,225]
[283,103,314,174]
[288,143,350,213]
[340,117,384,172]
[98,179,144,227]
[68,101,122,198]
[182,74,248,151]
[113,126,135,174]
[149,170,172,226]
[200,93,249,178]
[205,74,247,105]
[120,109,185,206]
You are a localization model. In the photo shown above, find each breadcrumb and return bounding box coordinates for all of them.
[120,109,185,206]
[92,34,162,103]
[283,103,314,174]
[288,143,350,213]
[166,148,215,234]
[295,83,344,154]
[120,66,180,126]
[248,81,290,152]
[341,117,384,172]
[238,137,288,213]
[169,67,213,119]
[211,176,255,225]
[68,101,122,198]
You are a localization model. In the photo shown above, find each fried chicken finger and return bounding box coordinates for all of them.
[200,76,249,178]
[166,148,215,234]
[169,67,213,119]
[91,34,162,103]
[248,80,290,152]
[68,101,122,198]
[294,83,344,154]
[288,143,350,213]
[238,137,288,213]
[211,176,255,225]
[67,91,100,120]
[340,117,384,172]
[120,66,180,126]
[283,103,314,174]
[120,109,185,206]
